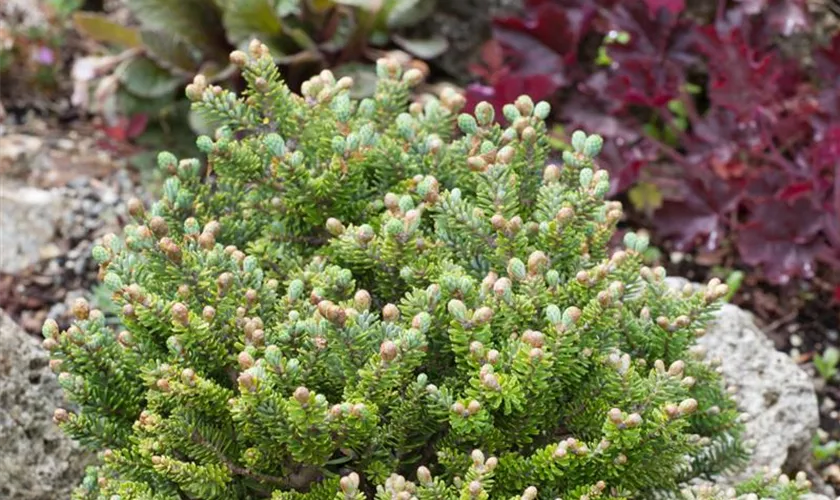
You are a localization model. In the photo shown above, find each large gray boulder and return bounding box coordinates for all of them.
[0,310,90,499]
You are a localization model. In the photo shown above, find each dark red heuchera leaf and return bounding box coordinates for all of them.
[694,22,782,118]
[467,39,507,85]
[736,197,827,282]
[494,1,586,62]
[464,33,565,115]
[645,0,685,14]
[815,32,840,86]
[652,173,745,251]
[604,3,697,108]
[478,0,837,286]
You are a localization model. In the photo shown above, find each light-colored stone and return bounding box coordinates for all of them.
[0,310,90,499]
[700,304,819,481]
[0,134,45,178]
[0,180,65,273]
[0,0,47,30]
[666,278,820,483]
[800,494,832,500]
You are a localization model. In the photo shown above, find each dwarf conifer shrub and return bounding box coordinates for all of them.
[45,41,785,500]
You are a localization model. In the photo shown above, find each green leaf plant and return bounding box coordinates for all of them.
[45,40,814,500]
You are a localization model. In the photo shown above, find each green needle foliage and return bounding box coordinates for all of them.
[43,40,809,500]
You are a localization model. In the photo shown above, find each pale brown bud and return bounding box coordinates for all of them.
[171,302,189,326]
[522,330,544,348]
[667,360,685,377]
[350,403,365,416]
[294,386,310,404]
[543,164,561,183]
[238,351,254,369]
[380,340,398,362]
[493,277,512,297]
[53,408,69,423]
[384,192,400,211]
[202,306,216,322]
[467,400,481,414]
[490,213,506,230]
[527,251,549,275]
[382,303,400,322]
[481,272,498,293]
[71,297,90,320]
[231,250,246,263]
[251,328,265,345]
[354,289,371,310]
[625,413,642,428]
[556,206,574,223]
[678,398,698,415]
[472,306,494,325]
[117,330,133,347]
[127,197,145,218]
[204,220,221,236]
[340,472,360,493]
[326,217,345,236]
[150,216,168,237]
[417,466,432,484]
[230,50,248,67]
[198,231,215,250]
[482,373,501,391]
[181,368,196,385]
[217,272,233,294]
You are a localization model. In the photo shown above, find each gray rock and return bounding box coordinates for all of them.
[0,134,44,178]
[665,278,820,483]
[0,181,66,273]
[801,494,832,500]
[0,310,90,500]
[0,0,48,29]
[701,303,819,479]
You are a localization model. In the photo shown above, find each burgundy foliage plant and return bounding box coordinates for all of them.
[467,0,839,290]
